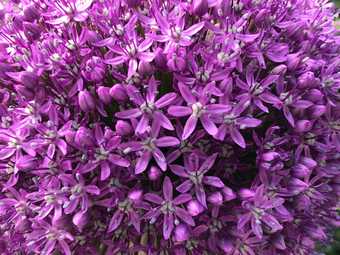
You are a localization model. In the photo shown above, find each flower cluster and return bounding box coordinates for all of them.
[0,0,339,254]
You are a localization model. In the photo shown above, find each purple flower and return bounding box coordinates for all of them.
[107,189,148,233]
[214,102,262,148]
[81,56,106,82]
[168,82,231,140]
[79,124,130,180]
[238,185,284,239]
[121,125,179,173]
[105,23,154,77]
[115,77,176,134]
[60,173,100,214]
[26,220,74,255]
[170,153,223,208]
[153,11,205,53]
[144,176,194,240]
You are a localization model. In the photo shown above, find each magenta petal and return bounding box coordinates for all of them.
[195,185,207,208]
[163,176,173,201]
[173,194,192,205]
[170,164,189,178]
[155,93,177,108]
[168,106,192,117]
[138,38,153,52]
[155,136,180,147]
[203,176,224,188]
[182,115,198,140]
[199,153,217,173]
[178,83,196,104]
[237,117,262,128]
[55,139,67,155]
[108,210,124,233]
[154,111,174,130]
[144,193,164,204]
[283,106,295,127]
[135,151,152,174]
[230,126,246,148]
[175,207,195,226]
[43,240,57,255]
[205,104,232,114]
[163,214,174,240]
[138,52,155,62]
[105,56,127,66]
[0,148,15,160]
[177,180,193,193]
[128,59,138,77]
[109,154,130,167]
[100,161,111,181]
[115,108,142,119]
[153,148,167,171]
[183,22,205,36]
[85,185,100,195]
[135,114,150,134]
[251,217,263,239]
[200,114,218,136]
[261,214,283,232]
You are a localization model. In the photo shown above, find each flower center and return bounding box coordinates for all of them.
[126,44,137,56]
[191,102,203,117]
[161,201,175,214]
[140,102,155,114]
[95,147,109,161]
[223,114,236,124]
[143,138,156,151]
[171,27,182,40]
[189,171,203,185]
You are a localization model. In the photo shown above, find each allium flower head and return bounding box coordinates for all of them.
[0,0,338,254]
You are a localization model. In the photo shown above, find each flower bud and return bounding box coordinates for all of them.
[82,56,106,82]
[78,90,95,112]
[154,48,167,69]
[308,105,326,118]
[23,4,40,22]
[14,85,34,99]
[192,0,208,16]
[167,56,186,72]
[261,152,280,162]
[174,224,189,242]
[187,200,204,216]
[294,120,312,133]
[72,211,88,231]
[125,0,140,8]
[13,15,24,30]
[75,127,93,147]
[97,86,112,104]
[292,163,311,178]
[115,120,133,136]
[273,235,286,250]
[148,166,162,181]
[23,22,41,41]
[20,71,39,89]
[286,53,301,70]
[300,157,317,169]
[128,189,143,201]
[297,71,317,89]
[219,239,233,253]
[222,186,236,201]
[305,89,324,103]
[109,84,128,102]
[138,61,153,75]
[238,188,255,200]
[271,64,287,75]
[207,191,223,206]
